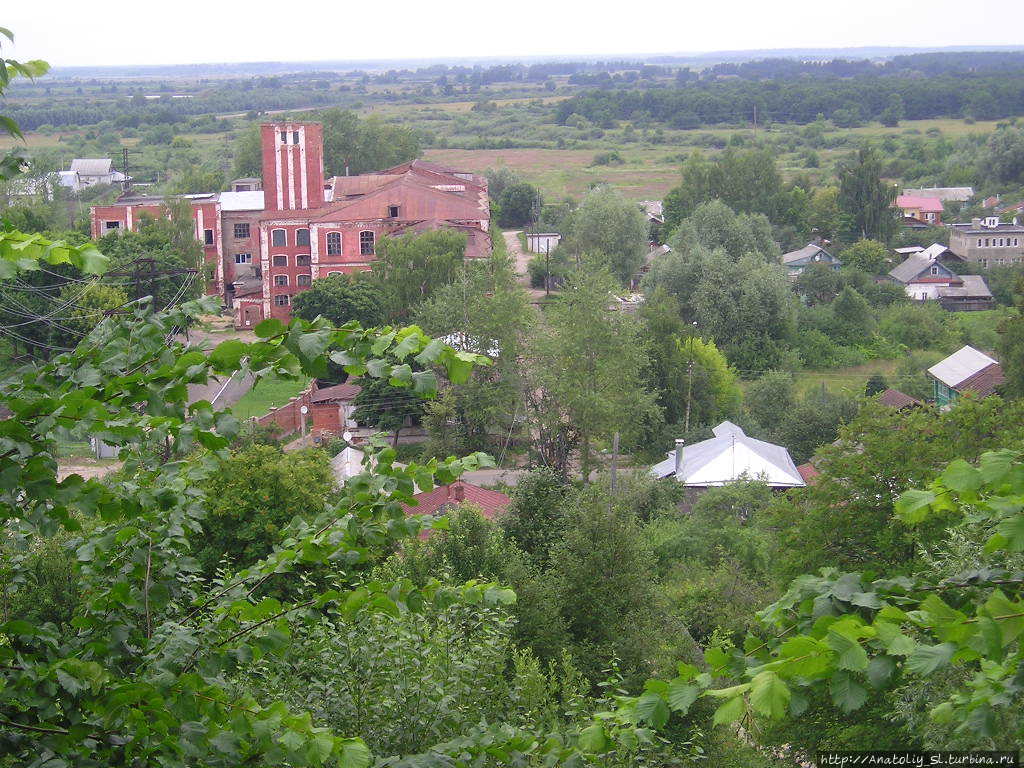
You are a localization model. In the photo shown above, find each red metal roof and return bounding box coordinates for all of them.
[310,382,362,403]
[796,463,820,485]
[955,362,1005,398]
[895,195,944,213]
[877,388,921,409]
[402,480,511,520]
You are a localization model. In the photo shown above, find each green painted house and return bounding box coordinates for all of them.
[926,345,1005,407]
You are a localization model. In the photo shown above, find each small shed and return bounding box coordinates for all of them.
[525,232,561,254]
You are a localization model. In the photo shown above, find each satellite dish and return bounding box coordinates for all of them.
[343,430,353,442]
[300,405,308,415]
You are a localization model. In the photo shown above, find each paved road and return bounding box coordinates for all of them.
[502,230,552,302]
[186,371,255,410]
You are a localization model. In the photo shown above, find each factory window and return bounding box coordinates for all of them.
[360,230,375,256]
[274,275,289,287]
[235,253,252,264]
[297,275,311,286]
[280,131,287,144]
[272,229,286,247]
[296,254,311,266]
[326,231,342,255]
[296,228,310,246]
[292,131,299,144]
[104,220,121,230]
[233,223,250,239]
[388,205,400,218]
[204,229,214,246]
[274,294,290,306]
[273,255,287,267]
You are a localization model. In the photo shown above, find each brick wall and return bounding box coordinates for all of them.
[253,383,314,436]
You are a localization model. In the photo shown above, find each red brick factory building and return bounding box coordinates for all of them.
[91,121,491,327]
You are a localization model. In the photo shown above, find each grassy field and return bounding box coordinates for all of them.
[424,146,680,200]
[231,376,310,420]
[793,358,902,398]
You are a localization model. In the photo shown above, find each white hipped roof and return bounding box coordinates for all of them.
[928,345,998,388]
[331,445,366,485]
[650,421,805,488]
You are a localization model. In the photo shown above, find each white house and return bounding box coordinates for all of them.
[650,421,805,488]
[68,159,129,190]
[525,232,561,254]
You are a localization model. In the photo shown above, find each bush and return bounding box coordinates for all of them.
[591,150,625,166]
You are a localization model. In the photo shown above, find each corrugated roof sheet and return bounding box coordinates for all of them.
[402,481,511,520]
[928,345,999,389]
[896,195,944,213]
[877,388,921,409]
[956,363,1005,398]
[70,158,114,176]
[218,191,265,211]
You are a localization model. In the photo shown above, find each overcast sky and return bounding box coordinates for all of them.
[6,0,1024,68]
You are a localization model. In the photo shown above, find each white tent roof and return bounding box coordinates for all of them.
[927,345,998,388]
[650,421,805,488]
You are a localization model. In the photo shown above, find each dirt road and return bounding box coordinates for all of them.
[502,230,549,301]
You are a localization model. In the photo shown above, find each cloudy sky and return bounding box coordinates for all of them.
[6,0,1024,67]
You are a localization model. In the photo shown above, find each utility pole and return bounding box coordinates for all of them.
[544,238,550,298]
[683,322,697,433]
[752,104,758,135]
[610,431,620,494]
[122,147,131,195]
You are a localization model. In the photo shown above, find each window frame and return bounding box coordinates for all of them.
[296,254,311,266]
[296,228,310,247]
[203,228,215,246]
[326,231,342,256]
[274,294,290,306]
[274,274,289,287]
[271,228,287,247]
[359,230,375,256]
[233,222,250,239]
[272,254,288,267]
[297,274,312,286]
[234,252,253,265]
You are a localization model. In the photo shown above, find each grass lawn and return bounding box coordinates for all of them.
[792,358,901,398]
[231,375,310,420]
[955,307,1015,351]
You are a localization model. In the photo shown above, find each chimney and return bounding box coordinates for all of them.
[451,482,466,502]
[674,439,685,481]
[260,122,325,212]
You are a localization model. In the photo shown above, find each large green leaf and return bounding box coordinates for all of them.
[749,671,790,719]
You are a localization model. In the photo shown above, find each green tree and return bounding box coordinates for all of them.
[352,375,427,446]
[796,262,842,305]
[525,269,660,478]
[291,273,386,328]
[412,258,534,451]
[837,145,898,242]
[829,287,875,345]
[51,280,129,349]
[196,445,336,574]
[744,371,796,437]
[997,274,1024,398]
[497,182,542,228]
[499,468,574,566]
[565,186,648,285]
[371,229,467,321]
[840,239,890,274]
[775,388,858,464]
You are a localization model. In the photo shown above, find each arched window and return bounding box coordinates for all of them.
[359,230,375,256]
[271,229,287,247]
[296,228,310,246]
[272,255,287,267]
[327,271,342,276]
[326,231,342,256]
[274,275,288,286]
[297,275,311,286]
[296,254,311,266]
